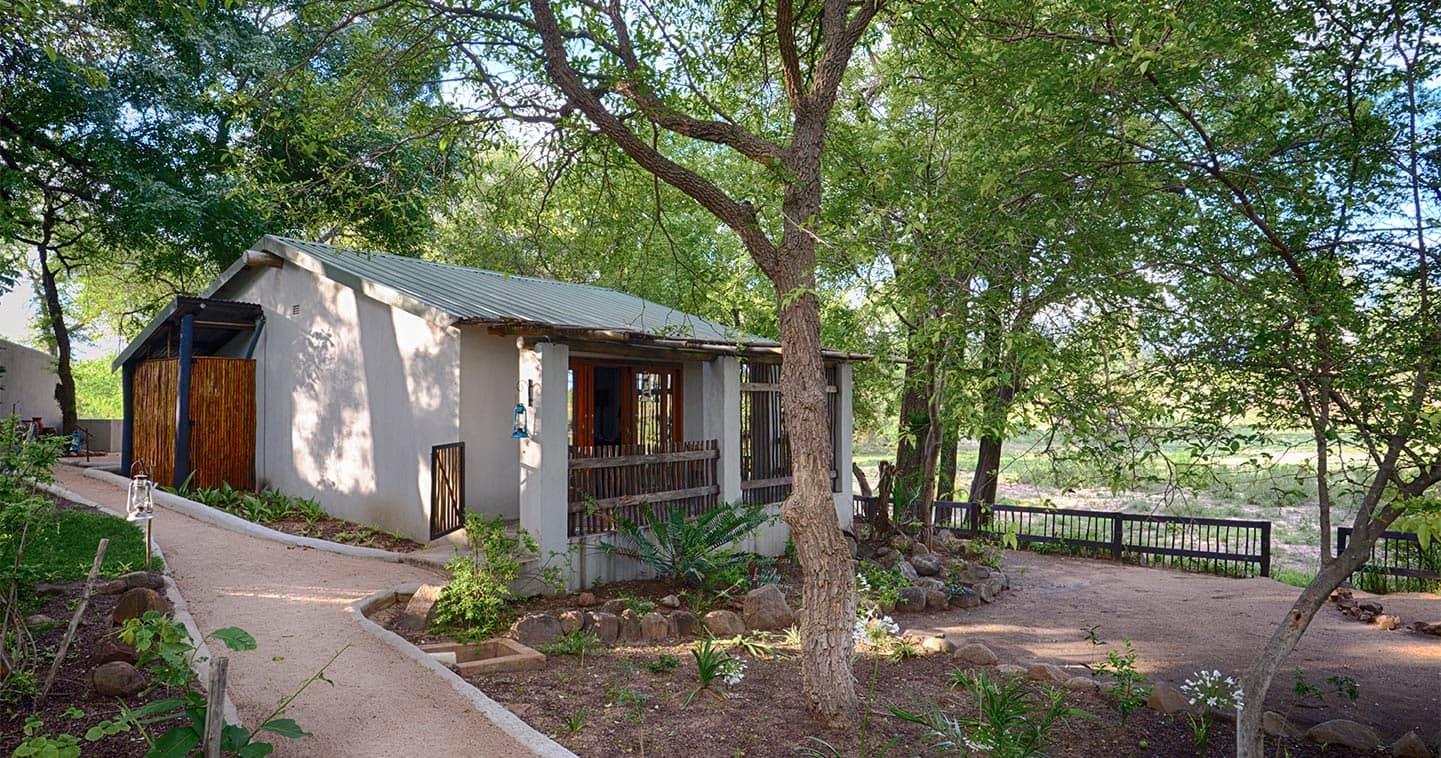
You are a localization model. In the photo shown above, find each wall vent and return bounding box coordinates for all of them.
[290,304,301,316]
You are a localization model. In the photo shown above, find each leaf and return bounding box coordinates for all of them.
[258,718,310,739]
[236,742,275,758]
[220,723,252,751]
[209,627,257,651]
[145,726,200,758]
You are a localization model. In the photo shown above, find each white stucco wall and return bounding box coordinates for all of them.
[0,339,61,428]
[214,264,460,541]
[459,328,520,520]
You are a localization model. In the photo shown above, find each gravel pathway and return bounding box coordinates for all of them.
[920,550,1441,744]
[54,466,543,757]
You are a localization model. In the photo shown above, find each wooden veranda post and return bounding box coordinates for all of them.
[173,313,194,489]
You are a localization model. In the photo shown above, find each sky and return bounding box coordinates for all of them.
[0,276,116,360]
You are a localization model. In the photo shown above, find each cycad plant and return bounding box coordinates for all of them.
[604,501,770,589]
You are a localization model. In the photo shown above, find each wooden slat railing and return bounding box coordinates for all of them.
[854,496,1272,578]
[1337,527,1441,593]
[568,440,719,537]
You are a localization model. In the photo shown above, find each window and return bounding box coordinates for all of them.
[569,359,683,450]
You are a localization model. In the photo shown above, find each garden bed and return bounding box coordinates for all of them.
[170,484,424,552]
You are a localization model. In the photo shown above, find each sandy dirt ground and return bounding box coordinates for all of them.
[916,550,1441,744]
[53,466,541,757]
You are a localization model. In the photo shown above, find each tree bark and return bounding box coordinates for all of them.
[893,339,933,521]
[35,241,77,434]
[968,435,1003,505]
[872,460,895,536]
[936,419,959,501]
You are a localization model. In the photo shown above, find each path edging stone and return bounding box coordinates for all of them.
[349,584,575,758]
[35,481,242,727]
[82,468,447,569]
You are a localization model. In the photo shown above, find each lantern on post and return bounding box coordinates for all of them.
[127,463,156,571]
[511,403,530,439]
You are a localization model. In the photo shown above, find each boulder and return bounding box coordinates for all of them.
[1026,663,1070,684]
[1410,621,1441,636]
[94,579,128,595]
[618,609,643,642]
[1147,682,1198,715]
[923,589,949,611]
[601,598,629,616]
[510,613,563,648]
[671,611,703,638]
[557,610,591,635]
[394,584,443,632]
[914,577,946,592]
[121,571,165,590]
[91,636,139,665]
[1263,711,1304,740]
[911,555,942,577]
[984,574,1007,598]
[890,534,913,554]
[34,582,73,598]
[920,635,956,655]
[1306,720,1382,751]
[641,612,670,643]
[1375,614,1402,631]
[899,560,920,583]
[111,588,171,625]
[591,612,620,643]
[1392,731,1432,758]
[954,643,999,666]
[92,661,147,697]
[703,610,744,637]
[576,592,598,608]
[895,587,926,613]
[961,565,992,584]
[996,663,1027,678]
[659,594,682,609]
[910,542,930,557]
[949,587,981,609]
[974,582,995,604]
[742,585,795,631]
[1066,677,1098,692]
[25,614,58,628]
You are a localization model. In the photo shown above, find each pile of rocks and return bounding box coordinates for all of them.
[33,571,172,697]
[867,535,1010,613]
[1330,588,1402,630]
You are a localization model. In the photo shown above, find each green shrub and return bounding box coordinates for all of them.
[604,501,770,589]
[431,513,537,639]
[894,670,1085,758]
[856,561,908,612]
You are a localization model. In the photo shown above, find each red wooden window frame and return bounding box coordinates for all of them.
[569,358,683,449]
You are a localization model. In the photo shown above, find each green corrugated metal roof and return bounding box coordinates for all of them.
[253,235,761,344]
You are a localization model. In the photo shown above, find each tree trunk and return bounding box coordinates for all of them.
[969,435,1003,505]
[894,337,933,521]
[936,419,959,501]
[35,243,77,434]
[872,460,895,536]
[1312,383,1332,567]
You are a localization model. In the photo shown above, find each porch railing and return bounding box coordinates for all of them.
[568,439,719,537]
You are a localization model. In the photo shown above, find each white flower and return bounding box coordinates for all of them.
[720,658,746,686]
[1181,669,1243,712]
[852,609,900,647]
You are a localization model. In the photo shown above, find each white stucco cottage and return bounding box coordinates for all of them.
[116,235,862,585]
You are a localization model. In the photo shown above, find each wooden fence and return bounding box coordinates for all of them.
[568,440,719,537]
[133,356,254,489]
[739,362,839,505]
[1337,527,1441,594]
[854,497,1272,578]
[430,442,465,540]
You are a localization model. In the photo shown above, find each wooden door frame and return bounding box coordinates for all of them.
[569,357,684,448]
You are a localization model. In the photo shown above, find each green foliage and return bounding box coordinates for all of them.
[684,637,743,707]
[3,508,158,590]
[71,358,123,419]
[13,717,81,758]
[856,562,908,613]
[647,654,679,674]
[174,482,322,528]
[893,670,1085,758]
[560,706,589,734]
[603,501,770,590]
[431,512,539,639]
[538,630,604,664]
[1084,640,1148,722]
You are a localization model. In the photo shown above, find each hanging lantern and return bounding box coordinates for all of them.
[126,471,155,522]
[511,403,530,439]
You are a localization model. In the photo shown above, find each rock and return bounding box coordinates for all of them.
[983,575,1006,599]
[659,594,681,609]
[557,610,590,635]
[1263,711,1304,740]
[961,564,992,583]
[671,611,702,637]
[899,560,920,583]
[92,661,147,697]
[91,636,139,665]
[1359,601,1384,614]
[914,577,946,592]
[1375,614,1402,631]
[576,592,598,607]
[111,588,170,625]
[1147,682,1198,715]
[394,584,443,632]
[949,587,981,609]
[920,635,956,655]
[601,598,629,616]
[1306,720,1382,751]
[94,579,128,595]
[25,614,58,628]
[890,534,913,553]
[121,571,165,590]
[874,546,892,558]
[877,550,903,569]
[910,542,930,557]
[1026,663,1070,684]
[1066,676,1098,692]
[924,589,949,611]
[703,610,744,637]
[591,612,620,643]
[954,643,999,666]
[641,612,670,642]
[1410,621,1441,636]
[911,555,942,577]
[895,587,926,613]
[510,613,563,648]
[974,581,995,604]
[34,582,72,597]
[996,663,1027,678]
[1392,731,1432,758]
[618,609,643,642]
[742,585,795,631]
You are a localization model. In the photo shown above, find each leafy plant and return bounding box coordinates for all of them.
[1326,675,1358,702]
[856,563,908,613]
[647,653,679,673]
[538,630,604,665]
[1180,669,1245,756]
[431,513,540,639]
[886,636,923,662]
[604,501,770,589]
[893,670,1086,758]
[1084,639,1148,722]
[685,638,744,706]
[560,706,589,734]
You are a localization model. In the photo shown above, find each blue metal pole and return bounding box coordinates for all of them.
[120,360,134,475]
[173,313,194,488]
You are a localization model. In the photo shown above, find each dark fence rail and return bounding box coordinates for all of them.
[568,440,719,537]
[854,497,1271,578]
[1336,527,1441,594]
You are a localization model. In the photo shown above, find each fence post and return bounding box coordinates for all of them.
[202,656,229,758]
[968,502,980,536]
[1110,515,1123,562]
[1260,522,1272,577]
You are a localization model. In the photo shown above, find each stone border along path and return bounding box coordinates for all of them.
[51,465,568,758]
